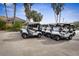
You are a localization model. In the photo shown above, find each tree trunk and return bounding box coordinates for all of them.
[56,15,58,23]
[13,3,16,24]
[54,12,57,23]
[28,4,31,22]
[59,12,61,23]
[24,3,31,23]
[4,3,8,21]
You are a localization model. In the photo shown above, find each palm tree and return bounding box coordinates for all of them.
[58,4,64,23]
[4,3,8,21]
[51,3,64,23]
[51,3,58,23]
[13,3,16,24]
[24,3,33,22]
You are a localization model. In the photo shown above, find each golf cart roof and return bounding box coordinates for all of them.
[28,22,40,25]
[41,24,49,26]
[49,23,74,27]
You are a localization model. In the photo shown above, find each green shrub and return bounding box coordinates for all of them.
[12,21,23,31]
[5,23,13,31]
[0,20,6,30]
[0,18,23,31]
[73,22,79,30]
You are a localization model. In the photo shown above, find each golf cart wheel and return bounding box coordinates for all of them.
[73,32,76,36]
[67,36,72,40]
[50,36,53,39]
[22,33,28,39]
[54,35,60,41]
[46,33,51,38]
[38,34,42,38]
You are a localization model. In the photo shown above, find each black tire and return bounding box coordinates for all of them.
[50,34,54,39]
[73,32,76,36]
[50,36,53,39]
[67,36,72,40]
[42,32,44,35]
[54,35,60,41]
[44,33,46,36]
[38,33,42,38]
[45,33,48,37]
[47,33,51,38]
[22,33,28,39]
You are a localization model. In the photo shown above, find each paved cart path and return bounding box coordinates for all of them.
[0,31,79,56]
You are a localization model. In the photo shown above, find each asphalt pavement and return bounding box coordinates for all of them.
[0,31,79,56]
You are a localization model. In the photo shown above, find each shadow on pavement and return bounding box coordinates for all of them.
[2,36,70,45]
[2,38,23,42]
[2,36,42,42]
[73,39,79,41]
[40,38,69,45]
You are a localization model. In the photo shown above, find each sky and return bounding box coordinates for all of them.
[0,3,79,24]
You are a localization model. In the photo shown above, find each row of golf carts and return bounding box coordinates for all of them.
[20,22,76,41]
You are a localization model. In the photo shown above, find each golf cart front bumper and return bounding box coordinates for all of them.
[60,32,75,38]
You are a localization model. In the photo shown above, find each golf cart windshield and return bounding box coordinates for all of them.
[28,23,40,31]
[62,24,75,32]
[53,26,60,31]
[49,24,61,32]
[69,25,75,31]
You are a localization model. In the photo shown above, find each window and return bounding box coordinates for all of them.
[53,27,60,31]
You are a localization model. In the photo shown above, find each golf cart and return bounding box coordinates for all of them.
[20,22,42,39]
[44,24,51,37]
[41,24,48,36]
[50,23,76,41]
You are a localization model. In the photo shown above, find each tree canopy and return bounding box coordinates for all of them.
[31,10,43,22]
